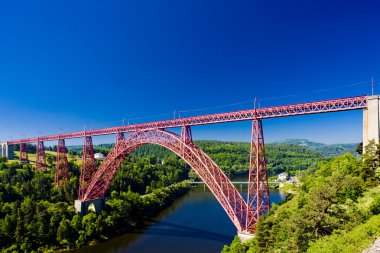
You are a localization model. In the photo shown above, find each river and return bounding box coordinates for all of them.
[71,182,286,253]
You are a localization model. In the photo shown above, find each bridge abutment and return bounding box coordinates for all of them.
[363,95,380,150]
[238,231,255,243]
[74,198,106,215]
[0,142,14,160]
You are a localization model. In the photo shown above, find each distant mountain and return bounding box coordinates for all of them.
[272,139,359,157]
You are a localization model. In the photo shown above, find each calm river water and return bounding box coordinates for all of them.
[71,184,286,253]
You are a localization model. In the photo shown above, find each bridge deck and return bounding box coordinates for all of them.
[189,181,280,184]
[8,95,367,144]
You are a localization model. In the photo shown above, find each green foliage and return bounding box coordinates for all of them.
[307,214,380,253]
[198,141,325,177]
[361,140,380,187]
[356,142,363,155]
[66,140,326,178]
[273,139,359,157]
[0,140,363,252]
[223,143,380,253]
[0,150,190,252]
[130,141,325,177]
[317,143,358,157]
[109,155,188,194]
[0,156,7,163]
[222,236,249,253]
[370,195,380,215]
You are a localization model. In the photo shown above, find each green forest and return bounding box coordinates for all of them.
[0,153,190,252]
[0,139,360,252]
[91,140,325,177]
[222,141,380,253]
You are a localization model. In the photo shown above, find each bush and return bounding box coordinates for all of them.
[370,195,380,215]
[307,214,380,253]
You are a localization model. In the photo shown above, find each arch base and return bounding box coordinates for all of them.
[74,198,107,215]
[238,231,255,243]
[0,143,14,159]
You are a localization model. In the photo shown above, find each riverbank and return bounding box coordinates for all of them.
[58,181,191,252]
[70,186,287,253]
[278,182,298,194]
[222,153,380,253]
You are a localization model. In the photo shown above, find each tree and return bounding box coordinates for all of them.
[361,141,380,186]
[57,219,72,247]
[15,209,24,244]
[356,142,363,155]
[370,195,380,215]
[46,154,56,165]
[222,237,247,253]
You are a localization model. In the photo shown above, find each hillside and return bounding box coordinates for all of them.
[222,141,380,253]
[0,151,190,252]
[91,140,325,177]
[78,140,324,177]
[13,140,327,177]
[273,139,359,157]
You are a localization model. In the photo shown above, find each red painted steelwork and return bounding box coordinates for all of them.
[78,136,97,200]
[55,139,69,186]
[7,95,367,145]
[116,132,125,145]
[246,120,270,233]
[19,143,28,162]
[36,141,47,171]
[181,125,192,144]
[83,129,247,231]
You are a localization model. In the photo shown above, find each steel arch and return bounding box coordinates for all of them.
[83,129,248,231]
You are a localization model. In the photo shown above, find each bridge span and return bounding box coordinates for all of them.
[189,181,280,185]
[7,95,367,144]
[2,94,379,237]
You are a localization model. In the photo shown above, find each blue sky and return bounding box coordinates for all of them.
[1,0,379,145]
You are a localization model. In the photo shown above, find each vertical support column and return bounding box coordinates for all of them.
[181,126,193,157]
[363,95,380,151]
[36,141,47,171]
[7,144,14,160]
[78,136,97,200]
[115,132,125,153]
[0,142,10,158]
[245,119,270,233]
[19,143,28,163]
[116,132,125,145]
[55,139,69,186]
[181,125,192,144]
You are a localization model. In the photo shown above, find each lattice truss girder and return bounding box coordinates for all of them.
[55,139,69,186]
[8,96,367,144]
[116,132,125,145]
[19,143,28,162]
[246,120,270,233]
[36,141,47,171]
[78,136,97,200]
[83,129,248,231]
[181,125,193,144]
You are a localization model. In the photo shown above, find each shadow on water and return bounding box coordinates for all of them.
[133,218,232,243]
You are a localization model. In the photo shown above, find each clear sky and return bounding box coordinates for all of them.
[1,0,380,145]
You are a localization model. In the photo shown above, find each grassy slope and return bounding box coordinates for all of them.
[222,153,380,253]
[307,214,380,252]
[307,185,380,252]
